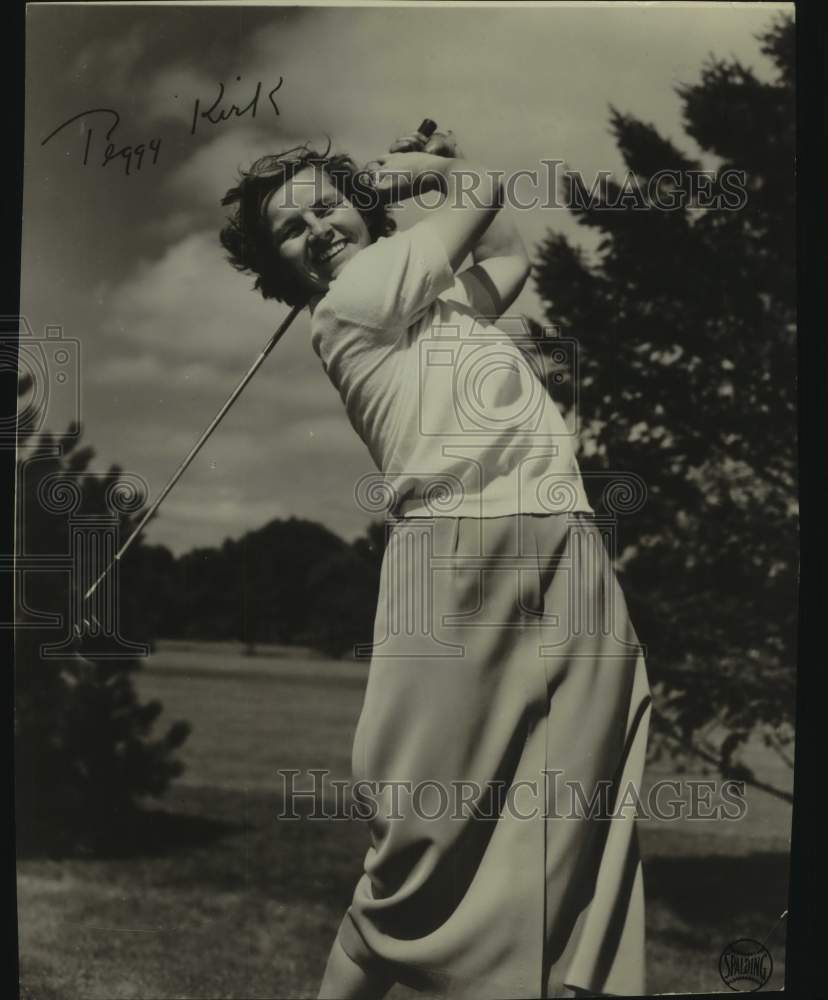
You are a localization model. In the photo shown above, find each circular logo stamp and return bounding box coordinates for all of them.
[719,938,773,991]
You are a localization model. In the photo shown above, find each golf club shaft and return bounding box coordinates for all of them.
[83,118,438,605]
[83,303,303,601]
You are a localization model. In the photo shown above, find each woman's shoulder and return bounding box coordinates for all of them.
[315,224,455,335]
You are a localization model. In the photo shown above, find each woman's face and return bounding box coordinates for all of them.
[264,166,372,299]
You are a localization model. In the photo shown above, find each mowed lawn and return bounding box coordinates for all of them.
[17,641,792,998]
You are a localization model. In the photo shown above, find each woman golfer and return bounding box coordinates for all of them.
[220,127,650,999]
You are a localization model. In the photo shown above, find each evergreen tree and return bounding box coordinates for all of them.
[15,376,190,852]
[532,16,796,791]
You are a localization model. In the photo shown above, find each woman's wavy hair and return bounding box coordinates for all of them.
[219,142,396,306]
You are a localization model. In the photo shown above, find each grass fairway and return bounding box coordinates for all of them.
[17,641,792,998]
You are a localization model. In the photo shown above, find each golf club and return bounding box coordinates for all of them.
[77,119,441,630]
[78,301,303,624]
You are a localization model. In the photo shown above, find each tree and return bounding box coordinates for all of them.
[15,376,190,852]
[149,512,388,656]
[303,520,387,658]
[532,15,796,794]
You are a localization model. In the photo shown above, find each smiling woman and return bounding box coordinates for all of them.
[219,148,396,306]
[262,169,373,295]
[219,133,650,1000]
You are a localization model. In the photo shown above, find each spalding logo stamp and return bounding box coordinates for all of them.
[719,938,773,991]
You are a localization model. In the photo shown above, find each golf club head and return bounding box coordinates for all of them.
[68,613,121,661]
[73,613,102,639]
[70,615,98,660]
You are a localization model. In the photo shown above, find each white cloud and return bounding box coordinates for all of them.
[104,229,299,363]
[275,414,364,457]
[168,126,268,205]
[89,353,168,385]
[160,492,286,528]
[86,351,336,414]
[142,65,217,126]
[69,22,148,97]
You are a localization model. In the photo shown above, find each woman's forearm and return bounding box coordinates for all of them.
[373,150,505,272]
[399,153,503,213]
[441,157,502,213]
[400,152,525,264]
[372,151,498,207]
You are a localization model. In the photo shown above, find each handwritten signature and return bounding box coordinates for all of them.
[190,76,283,135]
[41,76,285,177]
[41,108,162,176]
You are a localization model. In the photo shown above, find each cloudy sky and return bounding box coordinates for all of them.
[22,1,791,555]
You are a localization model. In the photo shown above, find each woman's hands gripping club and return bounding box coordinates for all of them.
[367,122,465,203]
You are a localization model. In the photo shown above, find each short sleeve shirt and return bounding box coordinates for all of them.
[310,221,592,518]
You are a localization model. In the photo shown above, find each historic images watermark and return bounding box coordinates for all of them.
[274,159,749,214]
[275,769,748,823]
[9,314,150,658]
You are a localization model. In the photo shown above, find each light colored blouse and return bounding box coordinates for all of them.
[310,221,593,519]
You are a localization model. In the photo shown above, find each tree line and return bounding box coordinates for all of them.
[120,517,387,658]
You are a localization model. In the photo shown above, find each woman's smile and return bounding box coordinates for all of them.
[313,237,350,267]
[265,166,371,296]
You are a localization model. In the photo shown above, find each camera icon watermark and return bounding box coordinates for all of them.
[417,318,578,442]
[7,315,150,659]
[12,467,152,660]
[3,315,81,450]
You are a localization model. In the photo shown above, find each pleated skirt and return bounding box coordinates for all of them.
[337,513,651,998]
